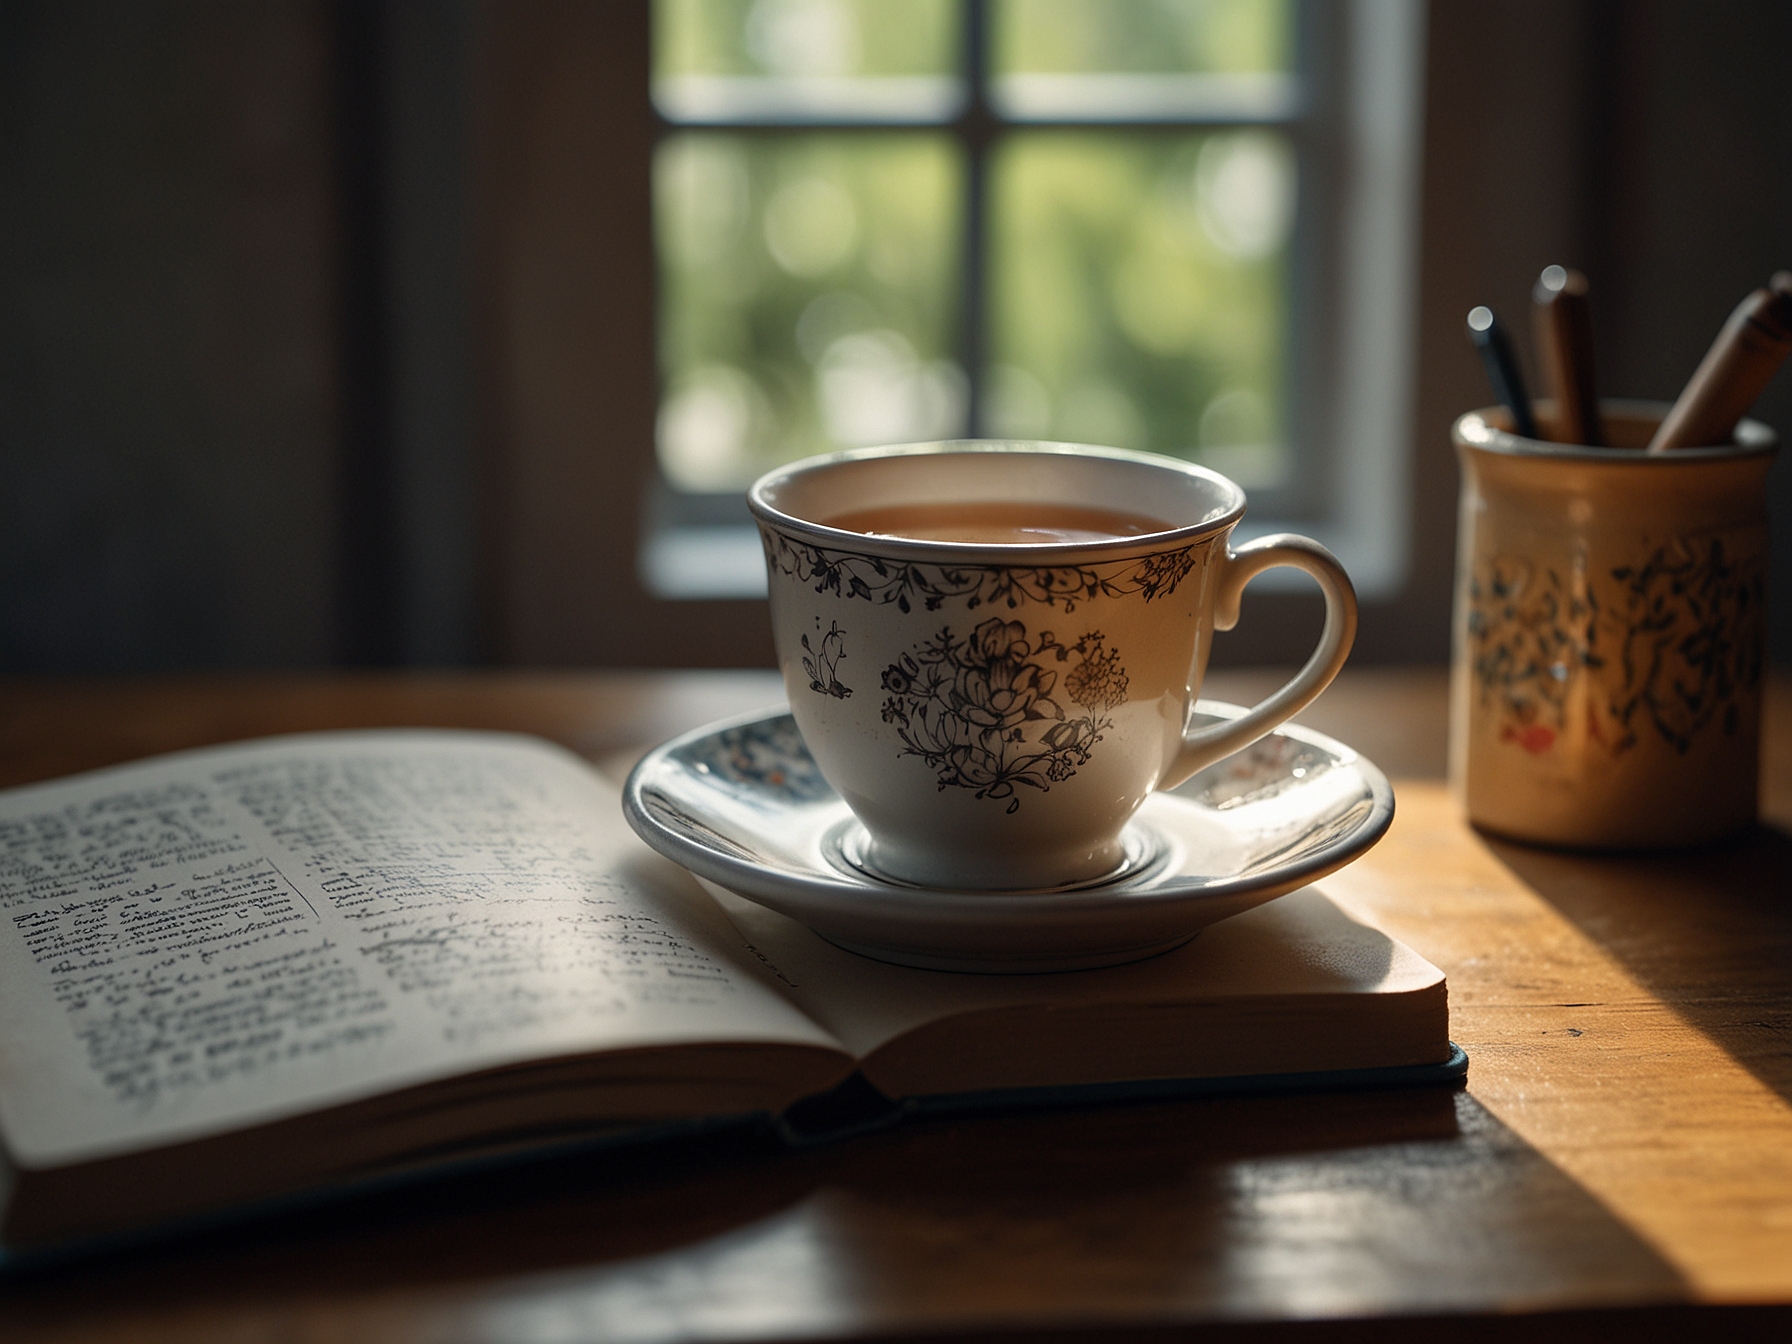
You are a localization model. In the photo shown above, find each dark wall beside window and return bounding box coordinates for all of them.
[0,0,476,671]
[3,1,1792,670]
[1589,2,1792,668]
[1368,0,1792,668]
[0,0,341,669]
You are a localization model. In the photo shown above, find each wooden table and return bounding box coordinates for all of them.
[1,668,1789,1343]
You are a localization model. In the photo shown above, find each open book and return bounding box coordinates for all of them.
[0,731,1453,1260]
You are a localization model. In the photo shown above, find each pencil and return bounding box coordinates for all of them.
[1532,265,1602,446]
[1648,279,1792,452]
[1466,306,1538,440]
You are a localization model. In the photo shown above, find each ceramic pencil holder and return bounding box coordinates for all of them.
[1449,399,1776,849]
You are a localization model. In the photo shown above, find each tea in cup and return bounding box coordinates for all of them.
[749,441,1358,890]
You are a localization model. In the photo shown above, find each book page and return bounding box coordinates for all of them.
[699,880,1446,1094]
[0,733,843,1168]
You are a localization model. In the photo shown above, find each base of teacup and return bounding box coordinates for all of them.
[824,817,1172,895]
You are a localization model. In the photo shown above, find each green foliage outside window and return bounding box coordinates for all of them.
[993,0,1288,75]
[652,0,1294,491]
[656,134,962,489]
[655,0,958,78]
[988,130,1290,485]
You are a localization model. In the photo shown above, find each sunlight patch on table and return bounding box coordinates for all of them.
[1327,785,1792,1302]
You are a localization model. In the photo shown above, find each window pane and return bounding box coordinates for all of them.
[987,131,1291,487]
[990,0,1294,122]
[656,133,964,491]
[654,0,963,123]
[993,0,1290,74]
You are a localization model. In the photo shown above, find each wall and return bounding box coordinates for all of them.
[1583,1,1792,664]
[3,2,1791,670]
[0,0,341,669]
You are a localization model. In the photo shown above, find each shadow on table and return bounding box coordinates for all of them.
[1485,821,1792,1105]
[0,1084,1685,1338]
[809,1089,1682,1323]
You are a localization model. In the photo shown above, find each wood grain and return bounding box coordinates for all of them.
[0,669,1788,1342]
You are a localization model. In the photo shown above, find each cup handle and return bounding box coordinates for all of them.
[1158,533,1359,791]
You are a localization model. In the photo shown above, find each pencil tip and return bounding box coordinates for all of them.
[1535,265,1588,303]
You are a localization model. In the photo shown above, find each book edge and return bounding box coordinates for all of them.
[0,1044,1468,1274]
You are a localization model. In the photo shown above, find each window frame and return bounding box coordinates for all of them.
[475,1,1434,668]
[640,0,1422,605]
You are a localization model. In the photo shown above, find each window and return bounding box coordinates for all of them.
[643,0,1422,600]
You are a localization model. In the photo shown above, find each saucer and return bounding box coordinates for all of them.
[622,703,1395,973]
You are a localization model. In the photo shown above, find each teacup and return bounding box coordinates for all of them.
[749,441,1358,890]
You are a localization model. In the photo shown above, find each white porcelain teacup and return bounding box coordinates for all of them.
[749,441,1358,890]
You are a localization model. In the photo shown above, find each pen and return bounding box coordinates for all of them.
[1466,306,1538,440]
[1532,265,1601,446]
[1649,275,1792,452]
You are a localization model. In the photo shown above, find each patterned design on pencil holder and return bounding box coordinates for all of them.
[1466,532,1764,758]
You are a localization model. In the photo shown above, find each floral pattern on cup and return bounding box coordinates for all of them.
[1466,534,1763,756]
[801,620,852,699]
[878,617,1129,812]
[763,529,1198,614]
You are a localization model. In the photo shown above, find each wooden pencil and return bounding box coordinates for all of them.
[1532,265,1602,446]
[1648,279,1792,452]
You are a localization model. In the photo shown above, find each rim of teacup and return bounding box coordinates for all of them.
[747,439,1247,561]
[1453,397,1778,462]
